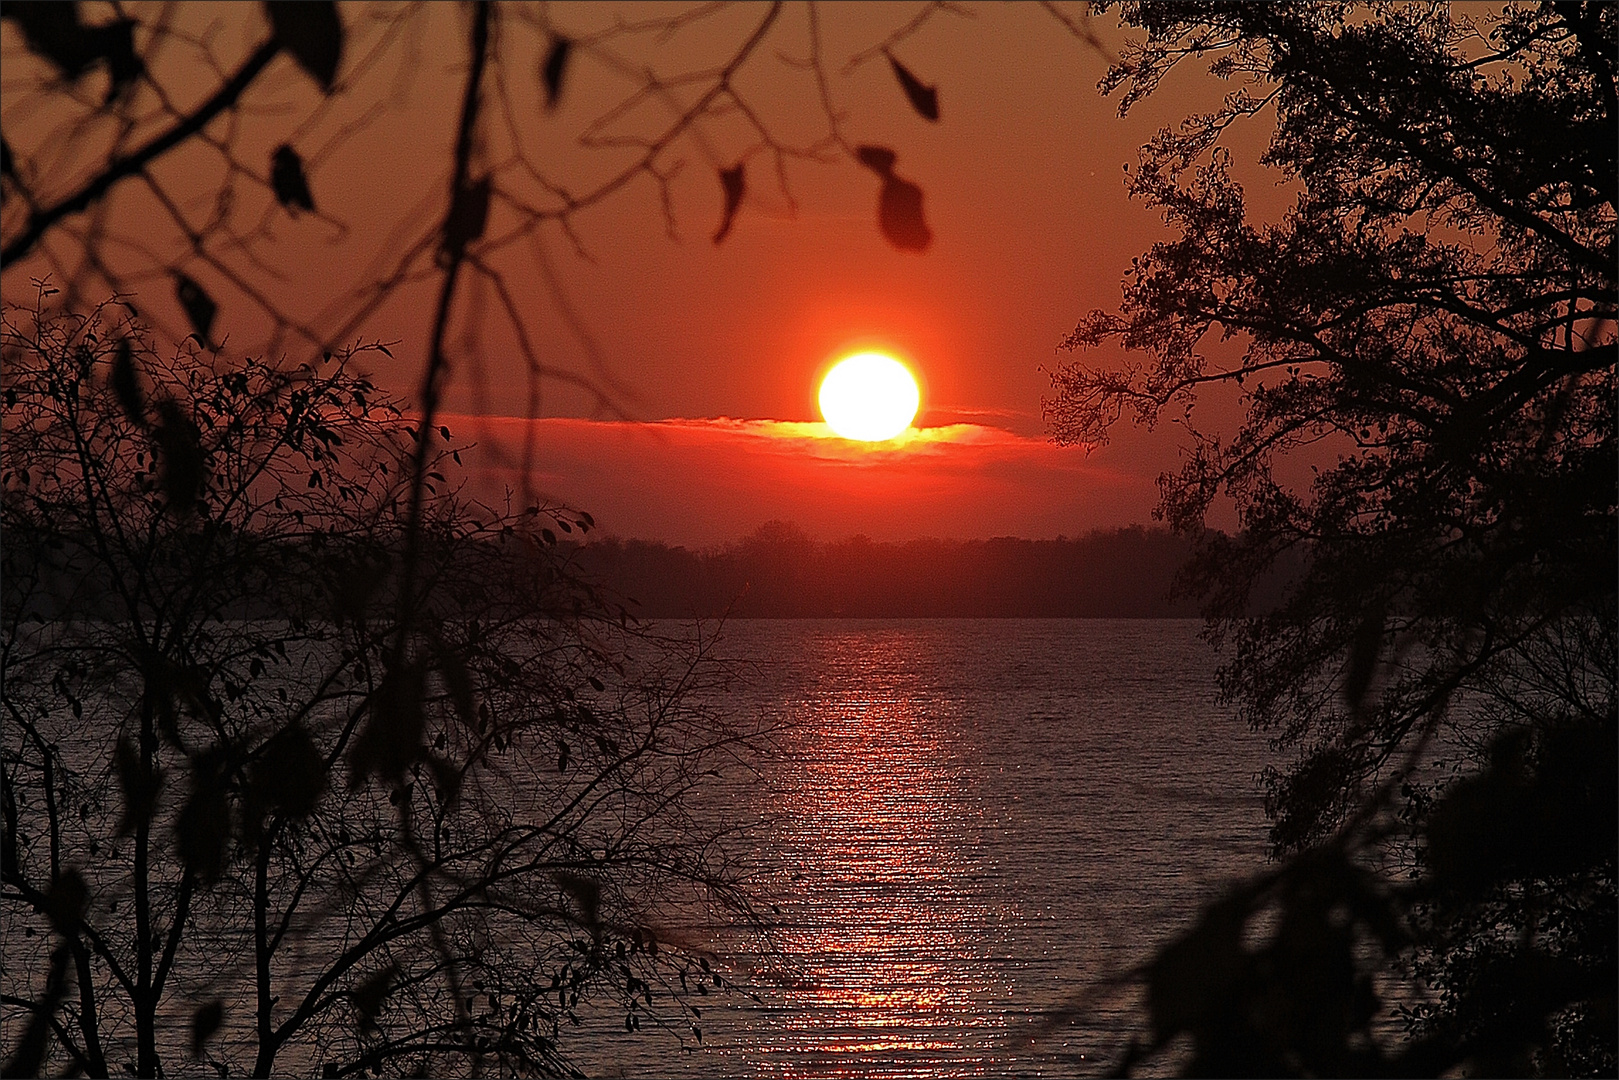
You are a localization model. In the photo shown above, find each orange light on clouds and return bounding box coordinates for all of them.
[818,352,921,442]
[449,413,1158,544]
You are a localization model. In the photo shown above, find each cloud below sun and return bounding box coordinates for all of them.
[449,413,1158,546]
[648,417,1033,457]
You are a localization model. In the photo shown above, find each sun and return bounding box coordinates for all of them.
[818,352,920,441]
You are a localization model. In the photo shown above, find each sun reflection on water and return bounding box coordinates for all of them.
[726,632,1016,1078]
[654,619,1276,1080]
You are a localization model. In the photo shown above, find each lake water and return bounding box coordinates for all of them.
[576,619,1278,1077]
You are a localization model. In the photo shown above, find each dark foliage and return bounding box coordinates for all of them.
[855,145,933,253]
[713,163,746,245]
[541,35,572,110]
[885,50,940,121]
[172,273,217,350]
[1048,3,1615,1074]
[2,296,753,1077]
[270,144,316,214]
[264,0,344,92]
[0,1,974,345]
[3,2,142,97]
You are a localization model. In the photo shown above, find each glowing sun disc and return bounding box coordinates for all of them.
[819,352,920,441]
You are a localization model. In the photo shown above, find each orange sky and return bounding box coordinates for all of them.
[2,3,1279,544]
[455,413,1157,544]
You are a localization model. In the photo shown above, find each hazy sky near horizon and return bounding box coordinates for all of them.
[4,2,1281,543]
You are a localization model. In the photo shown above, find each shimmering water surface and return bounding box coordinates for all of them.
[582,619,1276,1077]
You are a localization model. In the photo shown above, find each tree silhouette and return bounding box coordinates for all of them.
[2,293,754,1076]
[2,5,1064,1071]
[0,2,989,407]
[26,1,1602,1075]
[1048,2,1614,1073]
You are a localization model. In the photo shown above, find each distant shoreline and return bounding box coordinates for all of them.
[639,613,1207,620]
[570,523,1207,620]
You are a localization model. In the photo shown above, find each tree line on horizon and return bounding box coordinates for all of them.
[4,516,1212,623]
[569,523,1207,619]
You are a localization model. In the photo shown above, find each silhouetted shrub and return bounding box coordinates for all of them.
[2,295,752,1076]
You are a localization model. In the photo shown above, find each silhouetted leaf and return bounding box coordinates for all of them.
[713,163,745,245]
[245,724,326,836]
[174,273,217,347]
[114,735,163,836]
[855,144,897,175]
[855,148,935,248]
[1342,605,1385,712]
[542,35,572,110]
[4,4,142,95]
[348,664,425,789]
[441,176,491,263]
[885,50,939,121]
[555,871,600,934]
[557,739,570,773]
[97,20,142,102]
[110,338,144,427]
[877,172,931,253]
[1146,893,1248,1041]
[350,966,395,1033]
[44,870,88,936]
[270,144,315,213]
[177,747,231,882]
[4,2,94,79]
[190,1000,224,1057]
[426,753,462,807]
[1,136,13,182]
[265,1,343,91]
[1424,719,1616,897]
[153,397,205,515]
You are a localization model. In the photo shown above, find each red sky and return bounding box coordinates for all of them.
[3,3,1279,544]
[455,414,1158,545]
